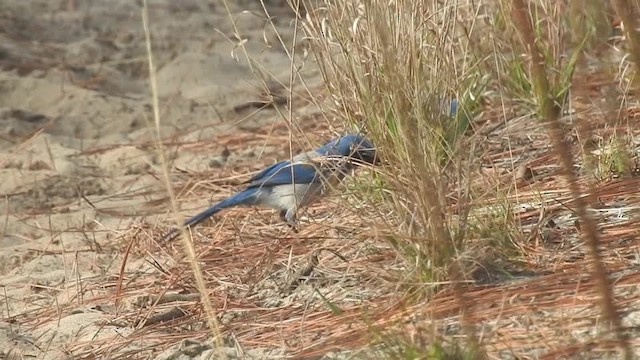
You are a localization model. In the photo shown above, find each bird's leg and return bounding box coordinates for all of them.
[278,209,287,222]
[280,209,299,233]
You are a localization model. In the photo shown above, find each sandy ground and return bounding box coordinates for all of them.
[1,1,334,358]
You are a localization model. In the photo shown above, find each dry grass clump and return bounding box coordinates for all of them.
[303,0,496,289]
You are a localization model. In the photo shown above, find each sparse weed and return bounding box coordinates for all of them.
[585,134,634,181]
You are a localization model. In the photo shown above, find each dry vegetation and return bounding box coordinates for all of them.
[6,0,640,359]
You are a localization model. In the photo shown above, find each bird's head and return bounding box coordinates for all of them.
[323,134,380,166]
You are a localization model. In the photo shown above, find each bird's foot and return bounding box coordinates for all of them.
[287,222,299,233]
[280,210,299,233]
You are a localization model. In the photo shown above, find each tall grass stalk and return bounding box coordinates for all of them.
[611,0,640,85]
[141,1,225,358]
[510,0,630,358]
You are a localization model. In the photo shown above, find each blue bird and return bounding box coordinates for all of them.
[162,134,378,241]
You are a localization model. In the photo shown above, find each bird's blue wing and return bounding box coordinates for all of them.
[247,161,319,188]
[245,160,292,184]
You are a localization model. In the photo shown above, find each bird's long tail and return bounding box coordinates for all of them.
[160,189,257,242]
